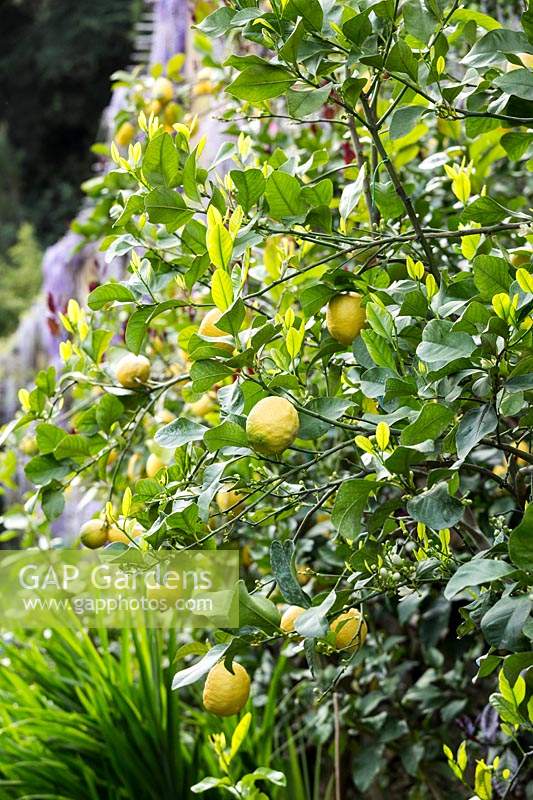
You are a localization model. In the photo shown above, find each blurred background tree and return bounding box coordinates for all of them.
[0,0,142,337]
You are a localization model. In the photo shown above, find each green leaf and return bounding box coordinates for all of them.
[473,255,511,299]
[464,29,533,68]
[155,417,207,448]
[389,105,425,140]
[332,479,376,540]
[509,505,533,570]
[25,455,71,486]
[238,580,281,633]
[270,540,311,607]
[300,284,334,318]
[286,84,331,118]
[207,223,233,270]
[501,131,533,160]
[41,485,65,521]
[145,187,193,229]
[172,643,231,689]
[203,421,248,451]
[36,423,66,455]
[461,196,509,225]
[301,178,333,208]
[407,481,464,530]
[401,403,454,445]
[342,11,371,45]
[265,172,304,219]
[416,320,476,369]
[481,596,532,650]
[190,360,234,393]
[494,68,533,101]
[227,65,294,103]
[404,0,438,43]
[125,306,153,354]
[456,405,497,461]
[230,169,265,213]
[386,40,419,80]
[298,397,351,439]
[54,434,94,460]
[211,268,234,311]
[339,164,367,219]
[95,395,124,433]
[142,132,180,187]
[286,0,323,31]
[445,559,516,600]
[87,283,135,310]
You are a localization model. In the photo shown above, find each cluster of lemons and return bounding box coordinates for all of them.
[81,296,368,712]
[203,607,367,716]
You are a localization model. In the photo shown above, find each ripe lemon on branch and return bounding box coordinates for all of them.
[330,608,367,653]
[326,293,366,345]
[216,487,246,517]
[203,661,251,716]
[116,353,151,388]
[280,605,306,633]
[198,308,234,353]
[246,396,299,456]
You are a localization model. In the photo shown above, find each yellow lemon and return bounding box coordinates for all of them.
[280,605,306,633]
[246,396,299,456]
[153,76,174,103]
[80,519,108,549]
[157,408,176,425]
[115,121,135,147]
[216,487,246,517]
[193,80,215,96]
[146,453,166,478]
[326,293,366,345]
[330,608,367,653]
[107,526,132,545]
[116,353,151,388]
[510,250,531,268]
[516,440,530,466]
[203,661,251,716]
[507,53,533,71]
[145,99,162,116]
[189,392,217,418]
[198,308,233,353]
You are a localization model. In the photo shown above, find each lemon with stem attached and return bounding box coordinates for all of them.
[246,396,299,456]
[203,661,251,717]
[330,608,367,653]
[216,487,246,517]
[116,353,151,389]
[326,293,366,346]
[80,519,108,549]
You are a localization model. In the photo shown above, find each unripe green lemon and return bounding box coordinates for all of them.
[330,608,367,653]
[80,519,108,549]
[203,661,251,717]
[326,293,366,346]
[198,309,233,353]
[280,605,306,634]
[116,353,151,389]
[246,396,299,456]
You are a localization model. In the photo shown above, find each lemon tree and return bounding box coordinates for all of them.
[3,1,533,796]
